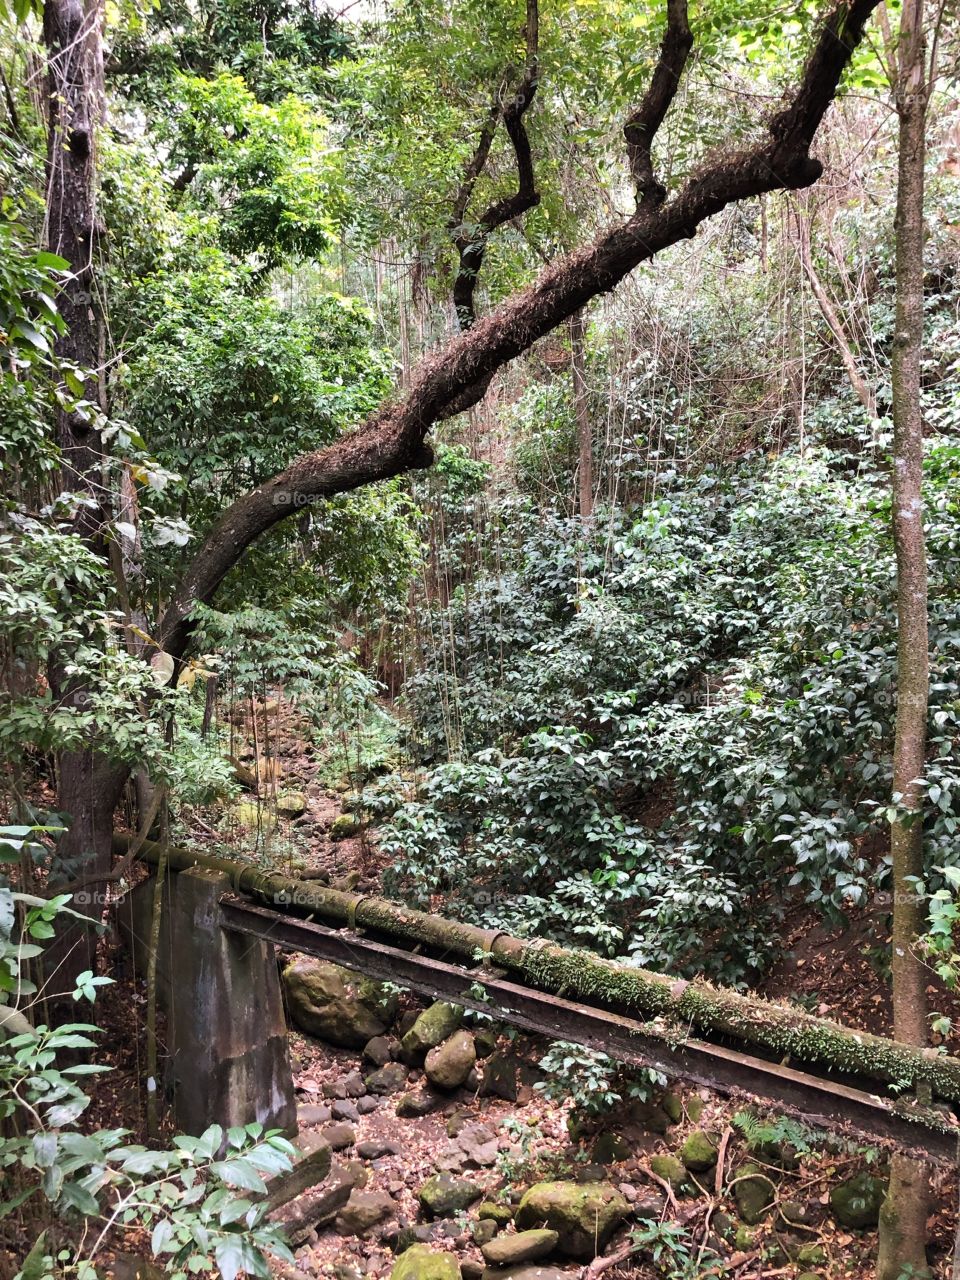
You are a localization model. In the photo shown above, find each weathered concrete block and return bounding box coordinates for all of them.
[117,867,296,1137]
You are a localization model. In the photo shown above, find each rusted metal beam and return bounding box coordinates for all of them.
[218,895,959,1162]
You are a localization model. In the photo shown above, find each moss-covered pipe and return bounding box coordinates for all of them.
[116,835,960,1105]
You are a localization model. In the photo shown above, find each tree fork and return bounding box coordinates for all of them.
[157,0,884,665]
[117,835,960,1110]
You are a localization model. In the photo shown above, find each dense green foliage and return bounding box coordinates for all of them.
[0,0,959,1272]
[380,435,960,983]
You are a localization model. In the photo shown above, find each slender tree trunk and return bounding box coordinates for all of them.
[41,0,117,986]
[570,309,594,520]
[877,1,931,1274]
[796,206,877,417]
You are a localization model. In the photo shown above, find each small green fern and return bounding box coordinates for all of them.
[732,1108,822,1154]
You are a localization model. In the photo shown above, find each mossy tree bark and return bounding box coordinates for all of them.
[41,0,120,989]
[877,0,933,1274]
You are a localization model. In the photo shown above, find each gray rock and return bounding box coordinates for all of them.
[357,1138,401,1159]
[335,1190,396,1235]
[320,1122,356,1151]
[457,1122,498,1168]
[364,1035,397,1067]
[343,1070,367,1098]
[397,1091,443,1118]
[298,1129,331,1157]
[628,1100,671,1134]
[632,1195,665,1221]
[592,1133,630,1165]
[297,1103,332,1127]
[480,1267,575,1280]
[332,1099,361,1122]
[357,1095,380,1114]
[367,1062,410,1096]
[271,1160,358,1244]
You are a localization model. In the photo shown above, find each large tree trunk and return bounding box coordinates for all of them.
[44,0,106,536]
[42,0,116,988]
[877,0,932,1274]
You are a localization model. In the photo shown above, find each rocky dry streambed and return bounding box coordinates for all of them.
[264,955,941,1280]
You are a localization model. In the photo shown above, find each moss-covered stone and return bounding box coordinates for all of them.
[734,1226,754,1250]
[417,1174,483,1219]
[424,1030,476,1090]
[396,1092,441,1118]
[282,959,398,1048]
[649,1155,686,1190]
[472,1026,498,1058]
[680,1130,718,1172]
[233,800,276,832]
[480,1228,558,1266]
[796,1245,826,1266]
[628,1100,671,1134]
[733,1164,774,1225]
[515,1181,629,1260]
[365,1063,409,1095]
[686,1096,705,1123]
[661,1092,683,1124]
[401,1003,464,1059]
[390,1245,461,1280]
[472,1219,497,1247]
[276,791,308,817]
[830,1172,886,1229]
[592,1132,631,1164]
[330,814,360,840]
[477,1202,514,1227]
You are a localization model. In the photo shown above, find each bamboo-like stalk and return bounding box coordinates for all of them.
[116,834,960,1108]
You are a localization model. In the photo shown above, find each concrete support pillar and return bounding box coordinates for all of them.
[118,867,297,1137]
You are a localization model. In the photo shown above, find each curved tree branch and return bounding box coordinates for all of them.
[623,0,693,206]
[452,0,540,329]
[159,0,882,663]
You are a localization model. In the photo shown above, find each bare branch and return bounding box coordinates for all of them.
[159,0,882,663]
[795,203,877,416]
[450,99,500,232]
[452,0,540,329]
[623,0,693,206]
